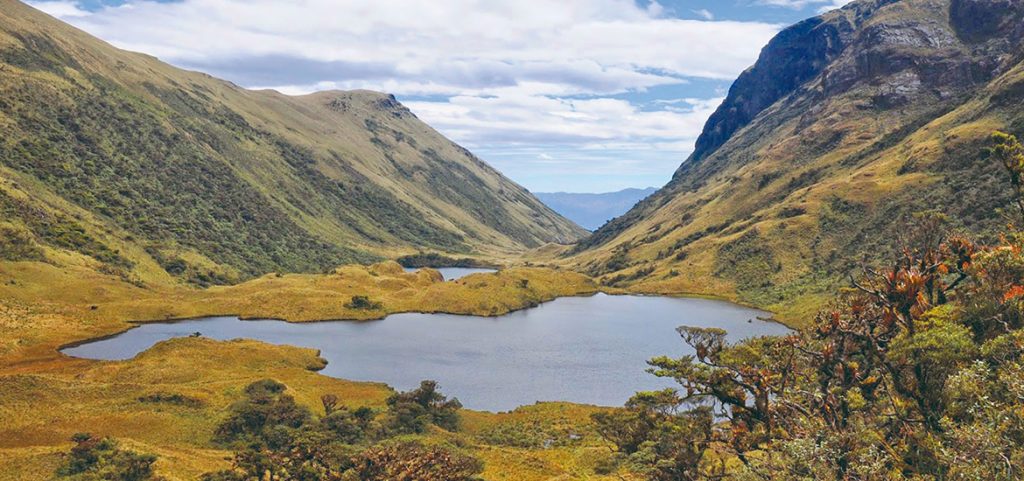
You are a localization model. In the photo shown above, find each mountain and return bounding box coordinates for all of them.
[571,0,1024,321]
[534,187,657,231]
[0,0,585,286]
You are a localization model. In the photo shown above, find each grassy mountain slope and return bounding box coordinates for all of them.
[572,0,1024,322]
[0,0,584,286]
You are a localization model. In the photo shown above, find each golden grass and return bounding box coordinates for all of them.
[0,259,623,480]
[0,260,597,360]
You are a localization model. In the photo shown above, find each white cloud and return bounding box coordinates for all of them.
[24,0,782,191]
[755,0,853,11]
[693,9,715,20]
[27,0,89,17]
[817,0,855,12]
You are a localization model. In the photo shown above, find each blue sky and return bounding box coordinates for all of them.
[27,0,851,193]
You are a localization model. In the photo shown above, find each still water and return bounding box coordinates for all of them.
[401,267,497,280]
[62,293,788,411]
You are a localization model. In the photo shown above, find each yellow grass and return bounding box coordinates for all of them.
[0,259,631,481]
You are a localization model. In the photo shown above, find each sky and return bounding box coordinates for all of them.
[25,0,853,193]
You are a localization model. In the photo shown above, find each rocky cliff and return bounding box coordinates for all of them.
[573,0,1024,321]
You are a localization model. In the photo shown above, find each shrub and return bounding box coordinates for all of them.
[56,433,163,481]
[214,379,311,445]
[346,442,482,481]
[345,295,382,310]
[320,406,375,444]
[0,223,43,261]
[137,392,203,408]
[385,380,461,434]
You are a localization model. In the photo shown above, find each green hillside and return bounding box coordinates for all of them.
[571,0,1024,322]
[0,0,585,286]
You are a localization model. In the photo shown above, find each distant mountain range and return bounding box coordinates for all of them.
[534,188,657,231]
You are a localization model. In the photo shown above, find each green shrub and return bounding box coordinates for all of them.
[0,223,43,261]
[214,379,311,445]
[385,380,461,434]
[56,433,162,481]
[345,295,382,310]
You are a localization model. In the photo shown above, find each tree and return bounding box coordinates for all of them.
[592,390,719,481]
[385,380,462,433]
[987,131,1024,222]
[645,327,801,467]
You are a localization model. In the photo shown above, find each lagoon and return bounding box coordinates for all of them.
[62,293,787,412]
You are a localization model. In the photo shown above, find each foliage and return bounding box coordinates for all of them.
[345,442,483,481]
[986,131,1024,222]
[137,392,204,408]
[202,380,480,481]
[396,252,496,268]
[0,76,379,280]
[0,222,43,261]
[594,133,1024,480]
[214,379,312,445]
[713,229,781,298]
[344,295,382,311]
[55,433,163,481]
[385,380,462,434]
[592,390,718,481]
[0,190,132,270]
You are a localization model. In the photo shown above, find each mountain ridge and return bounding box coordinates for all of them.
[0,0,585,286]
[572,0,1024,321]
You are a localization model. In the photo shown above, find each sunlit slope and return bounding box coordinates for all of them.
[0,0,584,286]
[572,0,1024,321]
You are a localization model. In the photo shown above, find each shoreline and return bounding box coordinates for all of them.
[56,289,784,358]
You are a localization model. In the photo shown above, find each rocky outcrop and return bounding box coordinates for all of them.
[573,0,1024,318]
[689,0,1016,169]
[689,16,853,163]
[950,0,1024,42]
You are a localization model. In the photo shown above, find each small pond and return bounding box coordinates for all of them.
[62,293,788,411]
[401,266,497,280]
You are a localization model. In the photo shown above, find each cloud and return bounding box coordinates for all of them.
[693,9,714,20]
[25,0,782,191]
[27,0,90,16]
[754,0,853,11]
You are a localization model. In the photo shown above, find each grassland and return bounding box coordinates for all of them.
[0,258,647,481]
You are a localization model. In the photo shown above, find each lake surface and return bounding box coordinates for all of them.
[402,266,497,280]
[62,294,788,412]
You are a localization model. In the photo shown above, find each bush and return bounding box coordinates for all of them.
[385,380,461,434]
[214,379,311,445]
[0,223,43,261]
[56,433,163,481]
[320,407,375,444]
[346,442,482,481]
[345,295,382,310]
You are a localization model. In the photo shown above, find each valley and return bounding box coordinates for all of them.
[2,0,1024,480]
